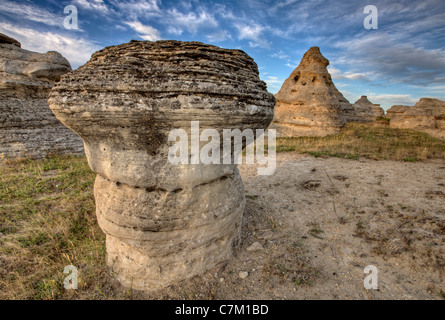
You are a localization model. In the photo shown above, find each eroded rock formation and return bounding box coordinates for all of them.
[270,47,355,137]
[390,98,445,138]
[0,33,83,159]
[49,40,275,290]
[0,33,21,47]
[352,95,385,121]
[386,105,411,119]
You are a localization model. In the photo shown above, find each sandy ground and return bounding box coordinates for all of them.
[131,153,445,300]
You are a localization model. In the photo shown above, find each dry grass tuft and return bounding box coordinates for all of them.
[276,123,445,161]
[0,155,127,299]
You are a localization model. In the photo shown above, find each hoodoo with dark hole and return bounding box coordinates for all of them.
[270,47,356,137]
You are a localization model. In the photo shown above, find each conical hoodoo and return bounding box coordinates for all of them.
[271,47,354,137]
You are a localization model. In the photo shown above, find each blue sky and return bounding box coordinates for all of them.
[1,0,444,110]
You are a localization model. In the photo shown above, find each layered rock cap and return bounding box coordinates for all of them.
[0,33,83,159]
[0,32,21,48]
[49,40,275,290]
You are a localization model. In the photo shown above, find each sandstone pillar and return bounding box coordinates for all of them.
[49,40,275,290]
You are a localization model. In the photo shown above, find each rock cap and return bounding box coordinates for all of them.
[0,33,21,47]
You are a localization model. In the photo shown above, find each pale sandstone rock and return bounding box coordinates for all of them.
[270,49,393,137]
[390,98,445,131]
[386,105,411,119]
[352,95,385,121]
[270,47,354,137]
[49,40,275,291]
[0,34,83,159]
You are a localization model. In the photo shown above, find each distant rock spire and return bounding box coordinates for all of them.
[353,95,385,120]
[272,46,354,137]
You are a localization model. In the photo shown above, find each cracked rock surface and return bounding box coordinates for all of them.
[49,40,275,290]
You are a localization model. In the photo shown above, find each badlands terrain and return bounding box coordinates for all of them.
[0,33,444,300]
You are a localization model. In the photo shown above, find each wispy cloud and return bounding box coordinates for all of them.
[333,32,445,85]
[206,30,232,43]
[0,0,442,106]
[328,67,373,82]
[264,75,284,92]
[0,0,62,26]
[0,22,100,68]
[73,0,109,12]
[272,50,299,69]
[165,8,218,35]
[110,0,160,16]
[124,20,161,41]
[234,22,269,48]
[272,50,290,60]
[367,94,419,109]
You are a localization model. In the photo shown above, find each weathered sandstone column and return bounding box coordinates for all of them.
[49,40,275,290]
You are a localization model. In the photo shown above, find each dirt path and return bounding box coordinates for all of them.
[139,154,445,300]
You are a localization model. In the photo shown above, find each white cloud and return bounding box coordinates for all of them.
[114,24,127,31]
[110,0,160,15]
[0,0,62,26]
[333,32,445,85]
[335,83,350,89]
[423,85,445,92]
[272,50,299,69]
[272,50,290,60]
[124,20,161,41]
[236,23,263,40]
[165,8,218,35]
[0,22,100,68]
[270,0,301,12]
[217,6,238,20]
[264,75,282,85]
[206,30,232,42]
[109,0,161,21]
[328,67,372,82]
[234,22,269,48]
[73,0,108,12]
[264,75,283,93]
[367,94,419,109]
